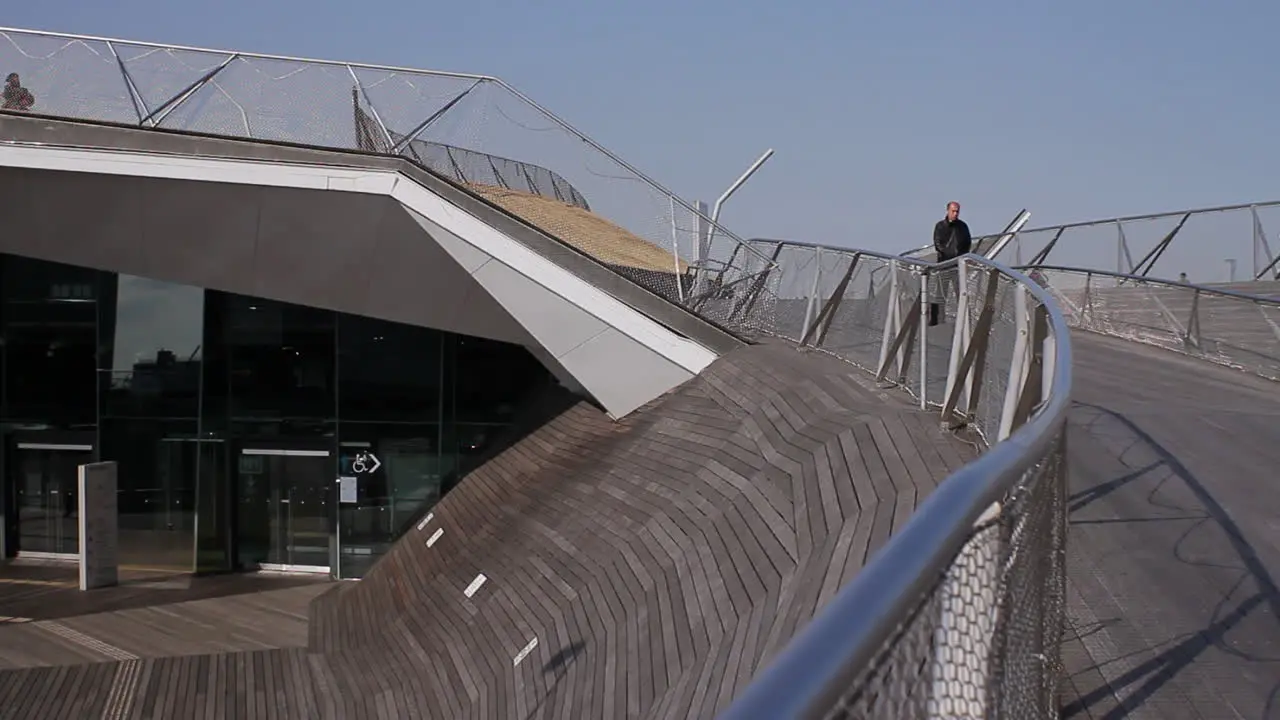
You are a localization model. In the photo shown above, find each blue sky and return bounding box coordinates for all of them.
[5,0,1278,274]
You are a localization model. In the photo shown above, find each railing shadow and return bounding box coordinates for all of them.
[1062,400,1279,718]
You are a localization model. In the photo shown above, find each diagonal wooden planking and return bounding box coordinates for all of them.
[0,340,977,719]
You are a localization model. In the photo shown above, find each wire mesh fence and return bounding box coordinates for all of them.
[1033,266,1280,381]
[905,202,1280,284]
[825,437,1066,720]
[721,244,1070,719]
[753,243,1037,441]
[0,27,779,336]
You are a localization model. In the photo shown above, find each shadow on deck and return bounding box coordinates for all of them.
[1060,332,1280,720]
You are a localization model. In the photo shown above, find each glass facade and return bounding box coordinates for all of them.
[0,253,554,578]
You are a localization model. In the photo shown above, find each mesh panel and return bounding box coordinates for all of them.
[966,266,1019,441]
[721,249,1068,719]
[768,251,1036,441]
[905,202,1280,282]
[1036,268,1280,381]
[0,29,779,336]
[396,134,591,210]
[824,436,1067,720]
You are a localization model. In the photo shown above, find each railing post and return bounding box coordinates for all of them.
[1011,304,1050,429]
[876,262,922,386]
[943,258,971,408]
[1081,273,1095,327]
[877,262,902,378]
[802,247,823,340]
[801,253,859,348]
[900,271,921,384]
[1252,205,1276,280]
[941,266,999,428]
[919,270,929,408]
[1184,288,1202,349]
[1041,315,1057,401]
[998,285,1032,441]
[669,196,685,303]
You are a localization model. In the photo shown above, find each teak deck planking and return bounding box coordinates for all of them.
[0,341,977,719]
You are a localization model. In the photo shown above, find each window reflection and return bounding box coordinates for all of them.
[100,274,205,419]
[337,313,442,423]
[224,295,335,420]
[1,252,560,578]
[452,336,549,425]
[0,256,97,425]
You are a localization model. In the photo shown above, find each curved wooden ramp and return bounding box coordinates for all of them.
[0,342,975,719]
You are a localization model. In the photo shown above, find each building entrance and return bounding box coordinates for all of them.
[234,441,333,573]
[3,431,94,559]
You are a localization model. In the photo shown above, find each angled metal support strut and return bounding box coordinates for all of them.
[106,41,148,124]
[347,65,394,152]
[876,263,922,386]
[941,264,999,426]
[1132,213,1190,277]
[391,79,484,154]
[144,53,238,128]
[801,253,859,348]
[1028,227,1065,266]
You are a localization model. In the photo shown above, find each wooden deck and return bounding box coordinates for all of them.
[0,340,975,719]
[0,581,327,669]
[1059,331,1280,719]
[0,564,327,624]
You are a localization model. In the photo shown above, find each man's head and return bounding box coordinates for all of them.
[5,74,18,87]
[945,201,960,222]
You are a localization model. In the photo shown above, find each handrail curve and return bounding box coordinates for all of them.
[722,242,1074,719]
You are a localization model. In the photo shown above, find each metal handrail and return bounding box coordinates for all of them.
[0,25,494,81]
[0,25,778,271]
[748,238,937,270]
[902,199,1280,259]
[720,253,1074,718]
[1028,264,1280,384]
[1026,264,1280,306]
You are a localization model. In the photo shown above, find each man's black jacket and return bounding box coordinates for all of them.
[933,218,972,261]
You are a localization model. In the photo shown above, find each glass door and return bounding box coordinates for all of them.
[335,437,441,579]
[119,436,204,571]
[235,441,333,573]
[6,433,94,559]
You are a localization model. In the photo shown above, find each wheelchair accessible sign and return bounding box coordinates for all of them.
[337,451,381,504]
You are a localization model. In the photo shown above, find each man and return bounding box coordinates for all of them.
[929,201,972,326]
[2,73,35,112]
[933,201,972,262]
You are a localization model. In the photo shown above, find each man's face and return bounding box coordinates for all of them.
[946,203,960,222]
[5,75,17,87]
